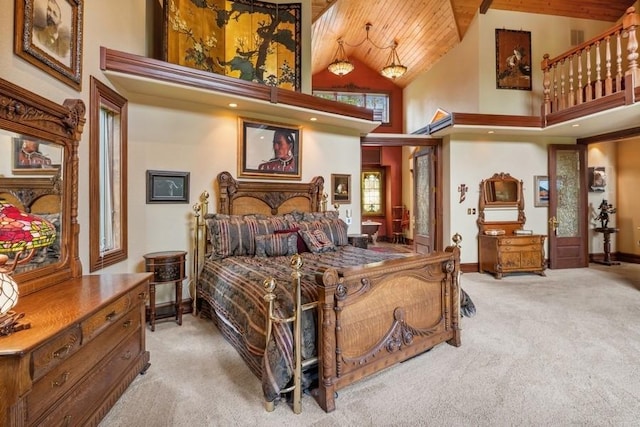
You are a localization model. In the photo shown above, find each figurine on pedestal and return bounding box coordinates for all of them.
[595,199,616,228]
[593,199,619,266]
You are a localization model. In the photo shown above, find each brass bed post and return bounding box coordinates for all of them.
[191,191,209,315]
[263,254,317,414]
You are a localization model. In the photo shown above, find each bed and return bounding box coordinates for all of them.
[194,171,461,413]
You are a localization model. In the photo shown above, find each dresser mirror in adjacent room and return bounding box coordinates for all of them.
[477,172,526,234]
[0,77,85,295]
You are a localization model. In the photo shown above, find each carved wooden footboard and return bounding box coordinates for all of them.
[313,247,460,412]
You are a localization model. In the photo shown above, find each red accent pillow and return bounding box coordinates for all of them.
[274,227,309,253]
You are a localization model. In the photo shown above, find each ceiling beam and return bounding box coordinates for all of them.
[479,0,493,14]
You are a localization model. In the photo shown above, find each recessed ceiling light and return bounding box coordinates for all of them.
[228,103,238,108]
[487,130,495,134]
[572,124,580,127]
[310,117,317,121]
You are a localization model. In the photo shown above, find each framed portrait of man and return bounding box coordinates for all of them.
[14,0,84,90]
[12,137,61,175]
[238,117,302,180]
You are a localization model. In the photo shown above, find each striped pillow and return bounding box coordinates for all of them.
[255,233,298,257]
[298,229,336,253]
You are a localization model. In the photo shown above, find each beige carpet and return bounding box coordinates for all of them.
[100,263,640,426]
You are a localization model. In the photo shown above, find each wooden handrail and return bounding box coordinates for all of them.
[541,7,640,117]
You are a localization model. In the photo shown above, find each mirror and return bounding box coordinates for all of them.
[0,77,85,296]
[482,173,521,205]
[478,172,526,235]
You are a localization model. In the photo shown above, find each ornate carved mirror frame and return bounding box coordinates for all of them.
[0,77,85,295]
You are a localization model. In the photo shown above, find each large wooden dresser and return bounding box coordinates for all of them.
[478,234,546,279]
[0,274,151,426]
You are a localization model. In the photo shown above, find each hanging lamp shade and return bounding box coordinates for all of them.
[380,43,407,79]
[328,40,354,76]
[0,200,56,273]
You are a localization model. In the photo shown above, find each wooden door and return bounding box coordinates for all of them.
[547,144,588,269]
[413,147,438,253]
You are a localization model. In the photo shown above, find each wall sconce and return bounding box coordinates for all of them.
[0,200,57,335]
[328,23,407,80]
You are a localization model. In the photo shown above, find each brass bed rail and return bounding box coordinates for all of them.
[263,256,318,414]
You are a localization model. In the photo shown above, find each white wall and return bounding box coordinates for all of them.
[405,9,612,130]
[442,135,574,264]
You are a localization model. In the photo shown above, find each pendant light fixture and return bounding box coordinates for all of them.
[327,23,407,80]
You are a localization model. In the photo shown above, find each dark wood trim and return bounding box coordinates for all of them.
[577,126,640,145]
[100,47,374,121]
[361,135,441,146]
[412,112,540,135]
[611,252,640,264]
[545,93,626,127]
[479,0,493,14]
[461,263,478,273]
[451,112,542,127]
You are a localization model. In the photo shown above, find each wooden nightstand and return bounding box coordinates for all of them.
[348,234,369,249]
[143,250,186,331]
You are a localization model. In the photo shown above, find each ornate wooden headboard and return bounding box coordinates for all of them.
[216,171,324,215]
[0,174,62,214]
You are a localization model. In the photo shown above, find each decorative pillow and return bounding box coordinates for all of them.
[289,218,348,246]
[274,227,309,253]
[207,216,256,259]
[255,233,298,257]
[318,217,349,246]
[298,229,336,253]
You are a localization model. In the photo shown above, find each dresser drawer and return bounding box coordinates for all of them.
[498,236,541,246]
[82,282,146,343]
[500,244,540,253]
[32,330,143,427]
[28,309,142,423]
[31,325,82,381]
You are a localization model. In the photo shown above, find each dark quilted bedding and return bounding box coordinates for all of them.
[196,245,405,403]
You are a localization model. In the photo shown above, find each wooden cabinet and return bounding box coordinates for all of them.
[478,234,547,279]
[0,273,151,426]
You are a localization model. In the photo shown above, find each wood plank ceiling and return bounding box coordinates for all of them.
[311,0,637,88]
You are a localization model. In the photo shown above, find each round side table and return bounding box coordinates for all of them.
[143,250,186,331]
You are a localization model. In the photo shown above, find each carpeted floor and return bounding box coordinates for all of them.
[100,262,640,426]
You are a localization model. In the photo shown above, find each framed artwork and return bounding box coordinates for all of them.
[331,174,351,204]
[495,29,532,90]
[12,137,61,174]
[161,0,301,91]
[14,0,84,90]
[146,170,190,204]
[534,175,549,207]
[588,166,607,192]
[238,118,302,180]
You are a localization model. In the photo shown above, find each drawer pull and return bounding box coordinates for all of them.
[122,350,133,360]
[122,319,133,329]
[105,310,117,321]
[52,372,70,388]
[53,344,73,359]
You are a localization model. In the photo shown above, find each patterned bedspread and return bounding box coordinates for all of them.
[196,245,404,403]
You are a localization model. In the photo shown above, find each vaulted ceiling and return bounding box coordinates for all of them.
[311,0,637,87]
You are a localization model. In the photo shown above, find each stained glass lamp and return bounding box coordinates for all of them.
[0,200,56,335]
